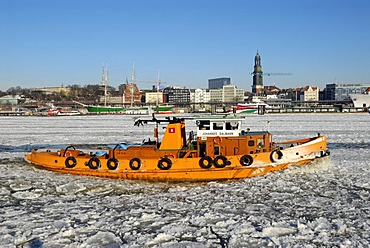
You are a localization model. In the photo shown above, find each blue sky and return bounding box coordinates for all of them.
[1,0,370,92]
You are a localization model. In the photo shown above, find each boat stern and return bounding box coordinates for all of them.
[272,134,329,164]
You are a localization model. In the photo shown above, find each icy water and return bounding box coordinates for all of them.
[0,114,369,248]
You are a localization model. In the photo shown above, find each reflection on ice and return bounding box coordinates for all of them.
[0,114,369,247]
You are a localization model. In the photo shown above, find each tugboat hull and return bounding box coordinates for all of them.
[25,136,328,181]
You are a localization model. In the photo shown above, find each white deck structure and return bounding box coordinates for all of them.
[195,116,244,138]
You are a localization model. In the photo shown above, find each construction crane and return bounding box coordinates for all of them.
[250,72,292,77]
[136,79,167,91]
[136,72,168,107]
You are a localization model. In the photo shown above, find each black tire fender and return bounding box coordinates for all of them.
[65,156,77,168]
[214,155,228,168]
[129,158,142,170]
[107,158,119,170]
[157,157,172,170]
[321,149,330,157]
[270,150,283,162]
[199,156,213,169]
[240,154,253,166]
[88,157,101,169]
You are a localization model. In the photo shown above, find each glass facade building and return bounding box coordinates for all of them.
[325,83,370,101]
[208,78,231,89]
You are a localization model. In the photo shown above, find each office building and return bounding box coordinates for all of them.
[208,78,231,89]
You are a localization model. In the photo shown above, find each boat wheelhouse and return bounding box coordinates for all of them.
[194,116,272,161]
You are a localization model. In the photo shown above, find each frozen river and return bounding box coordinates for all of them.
[0,113,369,247]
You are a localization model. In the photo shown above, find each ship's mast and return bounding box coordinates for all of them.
[130,62,135,107]
[101,63,108,106]
[156,71,160,108]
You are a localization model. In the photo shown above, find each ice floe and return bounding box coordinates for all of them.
[0,114,369,247]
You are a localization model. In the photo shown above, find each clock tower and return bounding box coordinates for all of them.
[252,51,263,95]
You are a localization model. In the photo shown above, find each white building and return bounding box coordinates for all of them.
[191,88,210,103]
[145,92,163,104]
[210,89,223,102]
[0,95,26,105]
[223,85,244,102]
[210,85,244,102]
[303,86,319,102]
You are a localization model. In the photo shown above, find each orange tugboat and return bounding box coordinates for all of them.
[25,115,329,181]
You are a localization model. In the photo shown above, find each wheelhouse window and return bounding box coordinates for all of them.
[226,122,232,130]
[226,121,239,130]
[213,122,223,130]
[257,138,264,148]
[198,120,210,130]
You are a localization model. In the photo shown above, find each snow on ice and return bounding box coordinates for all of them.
[0,114,369,247]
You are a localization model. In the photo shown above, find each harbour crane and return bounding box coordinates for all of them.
[135,72,168,107]
[250,72,292,77]
[136,79,167,90]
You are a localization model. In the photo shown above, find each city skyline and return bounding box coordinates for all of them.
[1,0,370,92]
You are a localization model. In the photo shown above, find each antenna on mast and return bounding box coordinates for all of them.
[157,71,161,107]
[130,62,136,107]
[101,64,105,85]
[106,63,109,82]
[131,62,136,82]
[101,62,108,107]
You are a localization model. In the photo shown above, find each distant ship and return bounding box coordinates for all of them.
[86,64,126,113]
[48,108,81,116]
[46,104,81,116]
[350,91,370,108]
[86,105,125,113]
[125,105,173,115]
[229,103,272,114]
